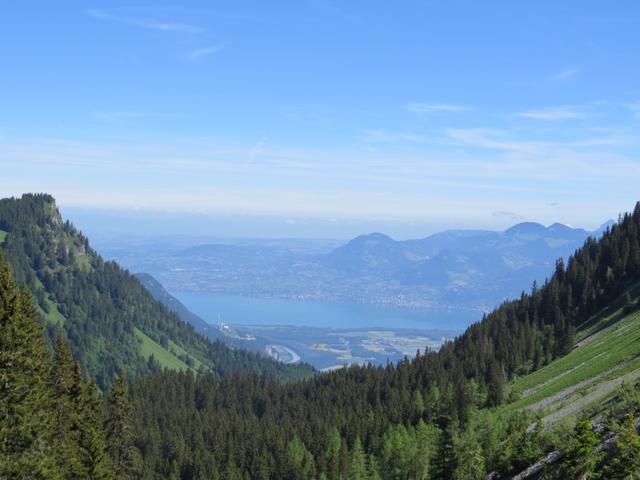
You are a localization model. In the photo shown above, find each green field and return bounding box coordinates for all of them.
[74,254,91,271]
[0,230,6,244]
[135,328,194,372]
[31,276,66,326]
[41,299,66,326]
[504,299,640,425]
[168,338,205,371]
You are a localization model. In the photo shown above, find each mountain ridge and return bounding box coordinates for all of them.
[0,194,313,387]
[99,219,614,315]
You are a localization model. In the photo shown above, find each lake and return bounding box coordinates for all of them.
[172,291,476,330]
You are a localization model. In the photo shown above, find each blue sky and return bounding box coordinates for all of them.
[1,1,640,237]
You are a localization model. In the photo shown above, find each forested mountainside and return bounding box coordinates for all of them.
[133,273,212,334]
[126,203,640,479]
[0,194,312,387]
[4,230,638,480]
[3,195,640,479]
[0,253,138,479]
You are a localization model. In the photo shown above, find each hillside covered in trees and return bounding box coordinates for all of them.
[0,252,141,479]
[125,202,640,479]
[3,196,640,479]
[0,194,312,388]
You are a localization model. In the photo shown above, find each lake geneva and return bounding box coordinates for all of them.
[172,291,476,330]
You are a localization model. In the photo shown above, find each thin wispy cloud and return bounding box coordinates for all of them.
[187,43,227,60]
[86,9,203,34]
[405,103,471,113]
[93,111,153,123]
[552,67,579,81]
[248,134,268,160]
[362,129,430,144]
[2,136,637,228]
[445,128,629,154]
[515,106,585,121]
[625,102,640,119]
[149,22,201,33]
[491,210,525,221]
[446,129,539,153]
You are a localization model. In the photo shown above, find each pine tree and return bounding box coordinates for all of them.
[414,420,439,479]
[453,429,485,480]
[0,256,57,479]
[413,390,426,421]
[73,366,113,480]
[486,359,505,407]
[366,454,382,480]
[347,436,368,480]
[432,422,456,480]
[52,334,83,477]
[323,427,342,480]
[285,436,315,480]
[105,370,142,479]
[51,334,112,479]
[604,414,640,479]
[222,461,243,480]
[381,425,410,480]
[560,419,603,480]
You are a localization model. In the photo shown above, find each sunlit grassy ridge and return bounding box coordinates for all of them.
[503,291,640,424]
[39,298,66,326]
[31,276,66,326]
[135,328,193,372]
[168,338,205,371]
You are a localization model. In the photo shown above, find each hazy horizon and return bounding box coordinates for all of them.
[60,204,618,242]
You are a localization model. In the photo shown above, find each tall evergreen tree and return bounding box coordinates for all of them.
[285,436,315,480]
[105,370,142,480]
[347,436,368,480]
[604,414,640,480]
[453,428,485,480]
[560,419,603,480]
[0,256,57,479]
[323,427,343,480]
[52,334,82,477]
[486,359,505,407]
[432,421,456,480]
[72,365,113,480]
[366,455,382,480]
[381,425,412,480]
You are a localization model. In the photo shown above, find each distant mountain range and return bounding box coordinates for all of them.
[99,220,615,315]
[317,221,614,307]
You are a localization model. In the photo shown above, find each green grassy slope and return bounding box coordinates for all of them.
[0,230,6,244]
[135,327,208,372]
[168,338,205,370]
[39,297,66,326]
[135,328,193,372]
[503,292,640,426]
[32,276,66,326]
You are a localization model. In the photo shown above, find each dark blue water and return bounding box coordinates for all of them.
[172,291,475,330]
